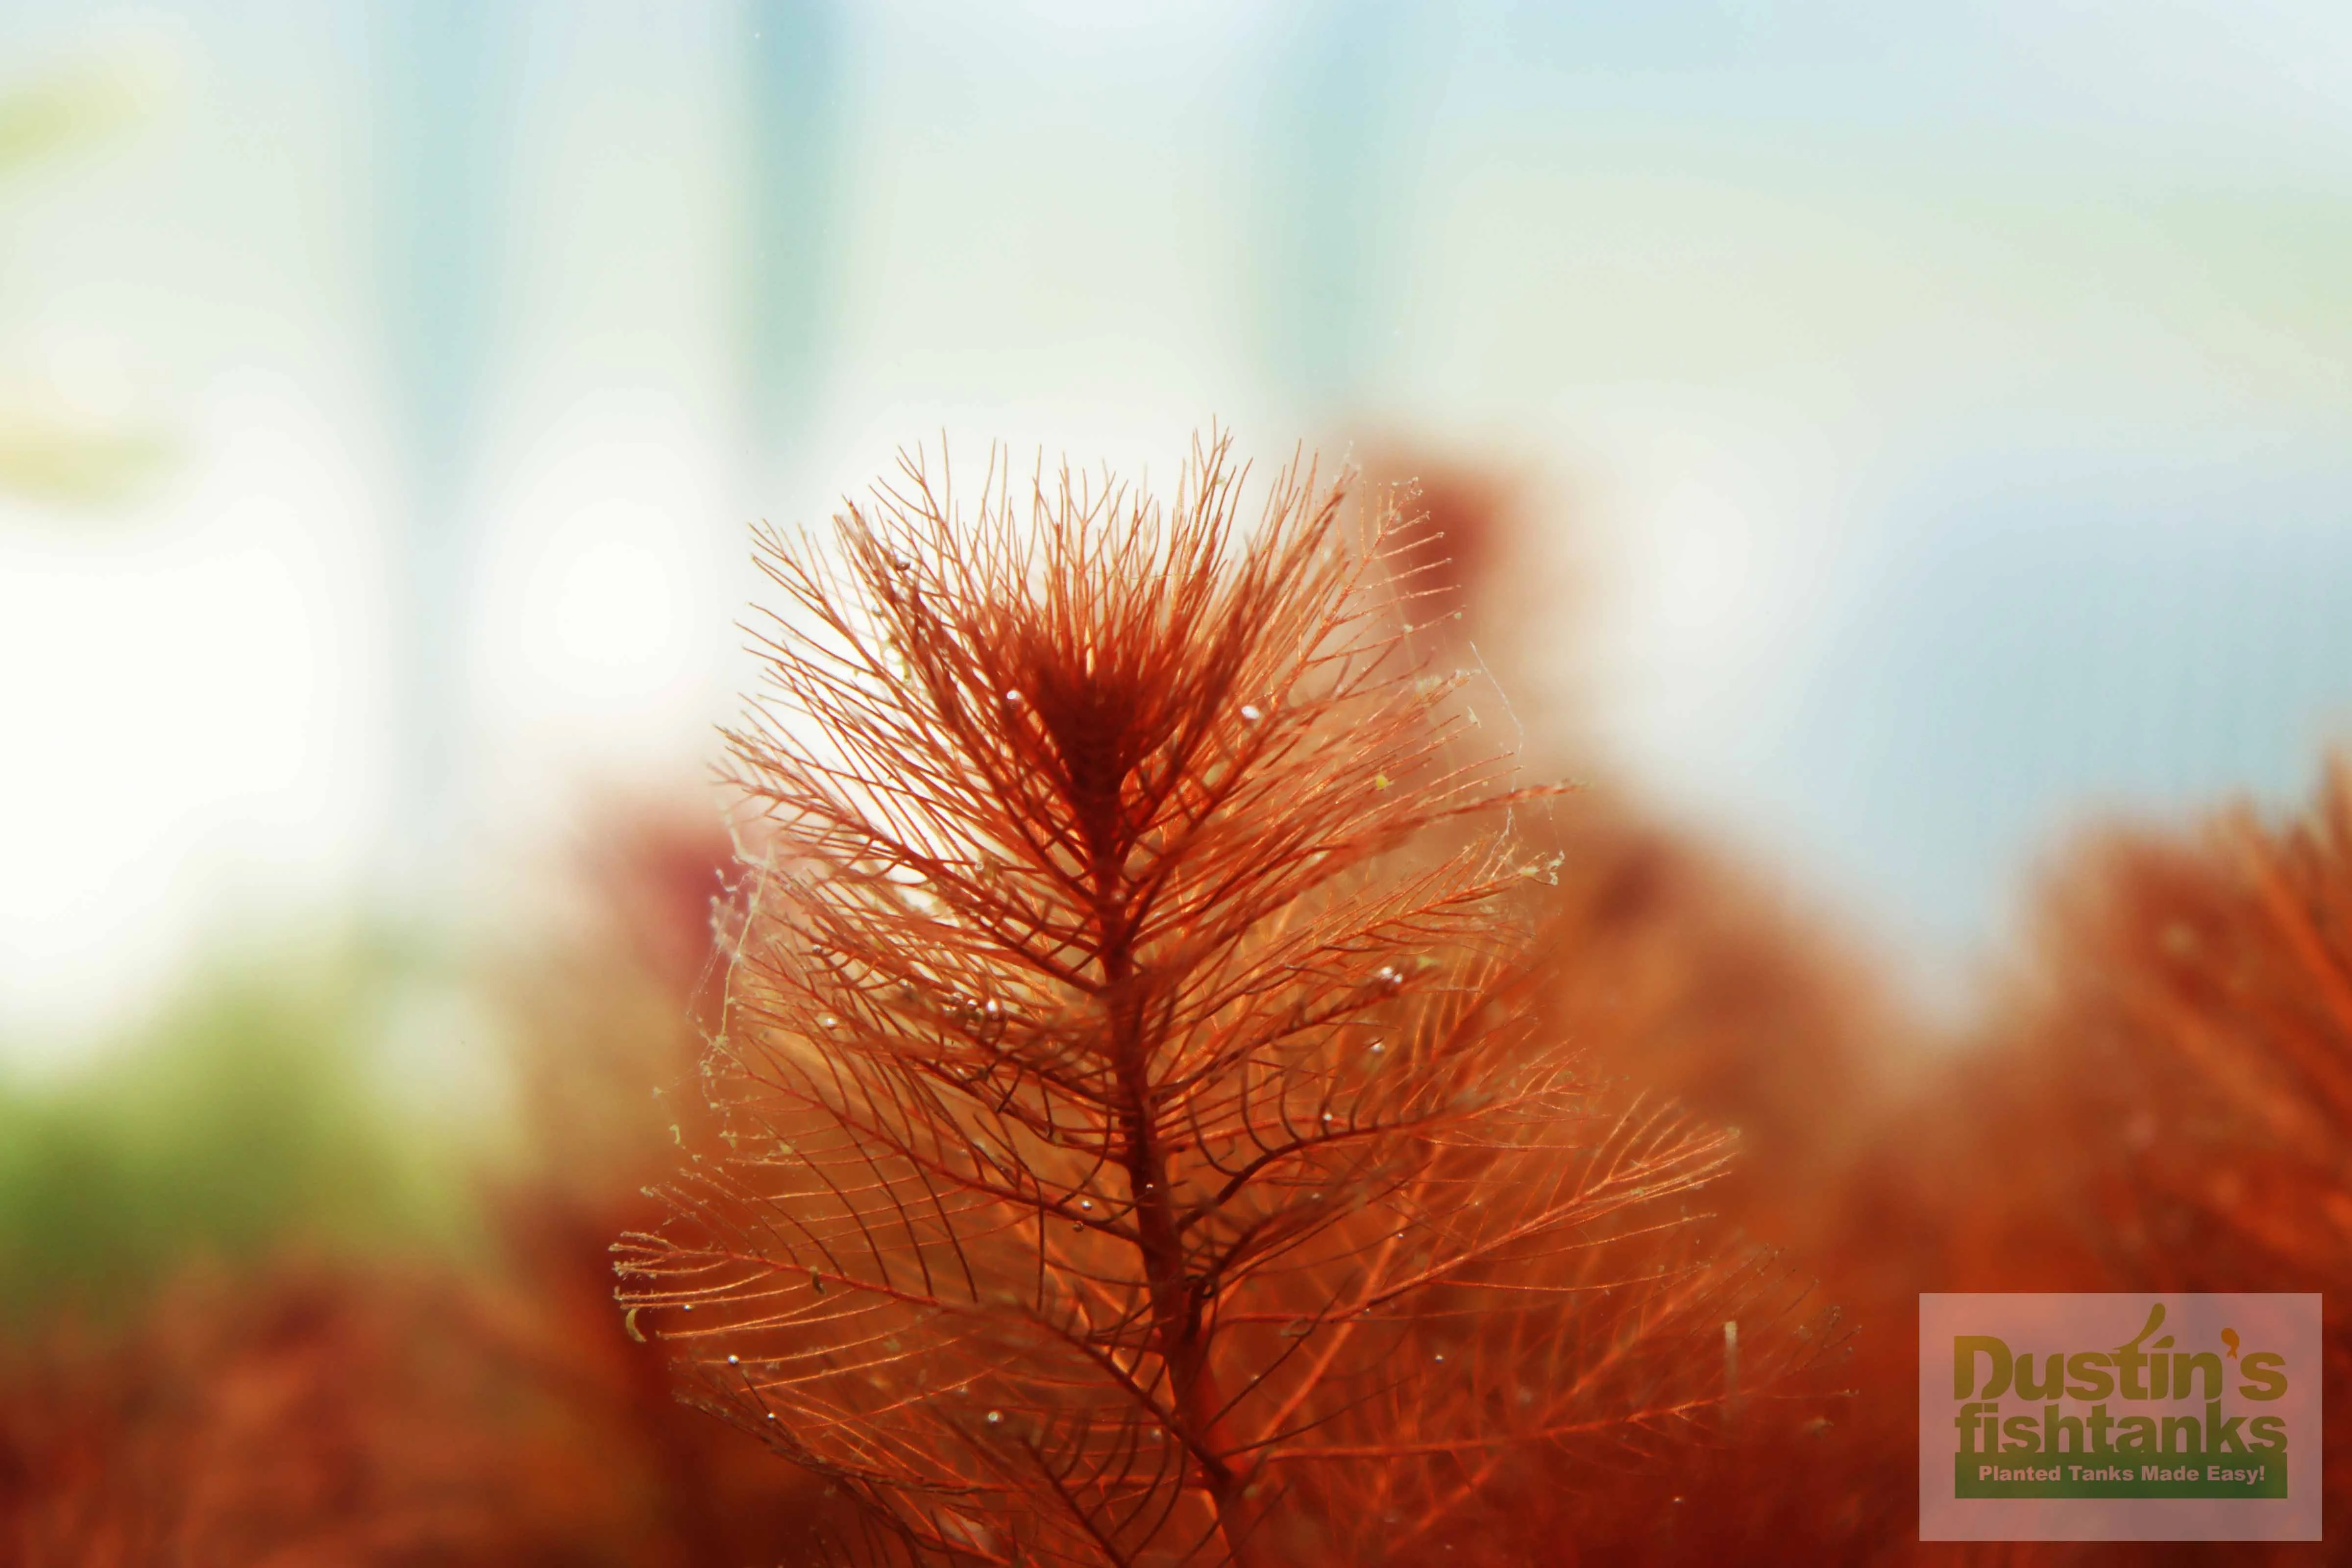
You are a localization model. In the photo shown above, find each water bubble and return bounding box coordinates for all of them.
[1375,966,1402,991]
[1079,1199,1094,1210]
[817,1014,838,1029]
[728,1354,740,1366]
[1240,704,1262,723]
[1004,689,1024,708]
[985,1409,1003,1425]
[1434,1353,1445,1363]
[1370,1042,1385,1055]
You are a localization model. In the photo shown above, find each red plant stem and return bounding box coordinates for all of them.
[1094,840,1270,1566]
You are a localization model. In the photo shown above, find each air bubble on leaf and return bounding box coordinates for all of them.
[1370,1041,1385,1055]
[728,1354,741,1365]
[985,1409,1003,1425]
[1004,689,1024,708]
[817,1014,838,1029]
[1240,704,1262,722]
[1376,966,1402,991]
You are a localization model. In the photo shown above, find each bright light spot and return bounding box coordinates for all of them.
[1579,429,1823,848]
[46,334,135,420]
[0,374,377,1059]
[1649,477,1755,646]
[519,502,690,697]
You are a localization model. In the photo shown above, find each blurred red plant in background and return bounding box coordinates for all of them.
[0,796,836,1567]
[0,1261,608,1566]
[1352,444,1895,1252]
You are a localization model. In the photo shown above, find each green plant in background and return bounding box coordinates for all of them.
[0,934,477,1324]
[0,45,178,512]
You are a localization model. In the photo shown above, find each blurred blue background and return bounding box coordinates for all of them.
[5,0,2352,1069]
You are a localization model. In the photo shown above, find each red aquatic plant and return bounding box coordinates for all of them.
[616,437,1825,1565]
[2008,760,2352,1295]
[1781,761,2352,1567]
[1984,759,2352,1540]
